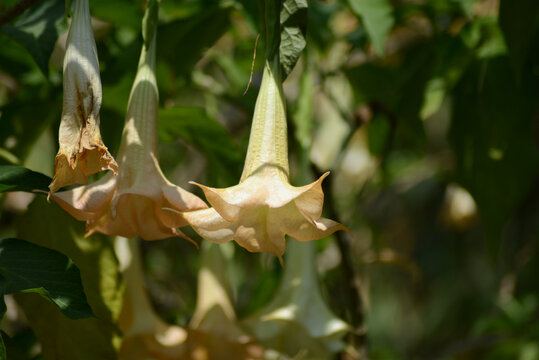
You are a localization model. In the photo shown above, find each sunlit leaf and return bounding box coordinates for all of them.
[1,0,67,75]
[0,165,51,193]
[15,197,124,360]
[347,0,394,55]
[0,238,93,319]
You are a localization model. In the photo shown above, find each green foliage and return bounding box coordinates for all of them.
[0,237,93,319]
[0,0,538,358]
[499,0,539,83]
[157,6,232,78]
[347,0,394,55]
[280,0,308,80]
[14,198,123,360]
[0,165,51,193]
[159,106,243,184]
[1,0,67,75]
[450,56,539,254]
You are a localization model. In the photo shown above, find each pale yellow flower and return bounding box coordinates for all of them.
[243,241,349,358]
[115,237,187,360]
[49,0,117,193]
[54,32,206,240]
[182,60,346,261]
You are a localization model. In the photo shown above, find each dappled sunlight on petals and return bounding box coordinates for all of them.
[183,60,347,259]
[53,30,206,240]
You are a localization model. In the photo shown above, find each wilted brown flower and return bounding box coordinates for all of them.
[49,0,117,193]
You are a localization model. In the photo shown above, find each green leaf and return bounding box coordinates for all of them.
[0,238,93,319]
[157,6,231,78]
[449,57,539,254]
[347,0,394,56]
[159,106,243,184]
[0,165,51,193]
[346,44,433,152]
[90,0,142,30]
[14,197,123,360]
[1,0,67,75]
[280,0,308,80]
[499,0,539,84]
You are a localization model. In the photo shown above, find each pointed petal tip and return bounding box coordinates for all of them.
[171,228,199,249]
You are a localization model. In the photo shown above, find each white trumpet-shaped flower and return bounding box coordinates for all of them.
[49,0,117,193]
[181,60,347,262]
[115,237,187,360]
[54,31,206,240]
[243,241,349,358]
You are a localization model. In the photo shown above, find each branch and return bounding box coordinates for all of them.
[0,0,40,28]
[312,164,369,359]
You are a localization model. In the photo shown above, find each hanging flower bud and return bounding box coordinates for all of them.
[53,27,206,240]
[243,241,349,358]
[181,58,347,262]
[49,0,118,193]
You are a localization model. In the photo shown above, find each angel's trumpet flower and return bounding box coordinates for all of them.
[49,0,118,193]
[243,241,349,358]
[54,30,206,240]
[116,237,187,360]
[182,242,264,359]
[182,58,347,262]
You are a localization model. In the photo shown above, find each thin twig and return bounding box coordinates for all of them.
[0,0,40,28]
[243,33,260,96]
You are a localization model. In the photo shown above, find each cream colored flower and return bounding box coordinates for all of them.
[182,60,346,261]
[54,31,206,240]
[183,242,264,360]
[243,241,349,358]
[49,0,117,193]
[115,237,187,360]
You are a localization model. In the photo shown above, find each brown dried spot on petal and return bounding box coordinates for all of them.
[49,137,118,193]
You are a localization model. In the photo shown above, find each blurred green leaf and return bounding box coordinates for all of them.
[0,165,51,193]
[455,0,477,16]
[280,0,308,80]
[90,0,142,30]
[347,0,394,55]
[346,44,433,151]
[367,113,390,155]
[499,0,539,84]
[449,57,539,254]
[15,197,123,360]
[1,0,67,75]
[159,106,242,183]
[157,6,231,78]
[0,237,93,319]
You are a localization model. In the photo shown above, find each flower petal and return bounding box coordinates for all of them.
[49,0,117,193]
[182,208,235,244]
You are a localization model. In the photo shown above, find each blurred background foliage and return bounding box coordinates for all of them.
[0,0,538,358]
